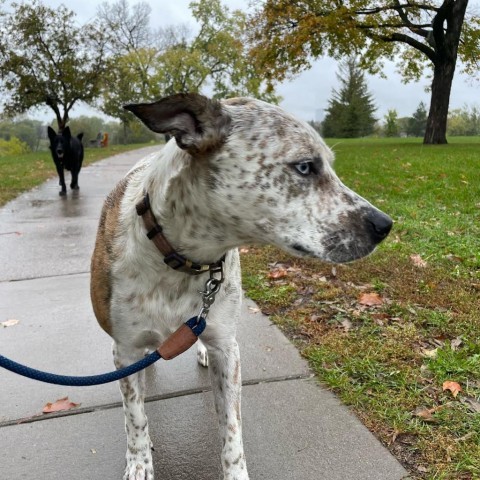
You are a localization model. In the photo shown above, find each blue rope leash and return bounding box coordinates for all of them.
[0,350,161,387]
[0,316,205,387]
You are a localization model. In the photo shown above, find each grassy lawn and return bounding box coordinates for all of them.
[0,143,155,207]
[241,136,480,479]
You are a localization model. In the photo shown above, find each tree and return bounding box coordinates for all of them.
[384,109,399,137]
[322,58,376,138]
[0,0,110,131]
[250,0,480,144]
[407,102,428,136]
[97,0,170,140]
[447,105,480,135]
[97,0,278,136]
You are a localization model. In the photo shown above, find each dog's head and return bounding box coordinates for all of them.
[47,127,84,160]
[125,94,392,264]
[47,126,72,160]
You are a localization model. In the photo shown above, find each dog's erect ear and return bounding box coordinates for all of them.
[124,93,231,154]
[47,126,56,144]
[77,132,84,142]
[63,126,71,139]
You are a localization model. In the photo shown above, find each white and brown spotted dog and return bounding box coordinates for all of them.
[90,93,392,480]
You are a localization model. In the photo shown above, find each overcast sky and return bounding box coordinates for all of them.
[33,0,480,123]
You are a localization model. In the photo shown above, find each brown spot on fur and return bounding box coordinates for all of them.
[90,169,138,335]
[233,360,240,385]
[223,97,252,107]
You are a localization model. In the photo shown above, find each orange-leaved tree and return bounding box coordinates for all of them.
[249,0,480,144]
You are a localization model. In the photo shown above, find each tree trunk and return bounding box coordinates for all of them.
[424,60,456,144]
[423,0,469,145]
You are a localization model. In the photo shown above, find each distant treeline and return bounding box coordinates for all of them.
[309,104,480,139]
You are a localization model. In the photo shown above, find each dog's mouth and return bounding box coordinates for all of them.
[291,240,376,264]
[291,243,314,256]
[56,151,64,159]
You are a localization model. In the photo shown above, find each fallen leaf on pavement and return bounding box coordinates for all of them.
[1,319,19,328]
[442,380,462,398]
[358,292,383,306]
[248,306,260,314]
[410,254,427,268]
[43,397,80,414]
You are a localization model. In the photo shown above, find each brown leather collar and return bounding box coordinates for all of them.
[135,193,224,275]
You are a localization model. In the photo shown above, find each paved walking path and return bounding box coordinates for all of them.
[0,146,408,479]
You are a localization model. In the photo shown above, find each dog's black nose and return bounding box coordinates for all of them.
[366,210,393,243]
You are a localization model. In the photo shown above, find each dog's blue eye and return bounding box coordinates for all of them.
[294,162,314,176]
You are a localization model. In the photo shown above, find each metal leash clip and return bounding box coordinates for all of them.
[197,265,224,321]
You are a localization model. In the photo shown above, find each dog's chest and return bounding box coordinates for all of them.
[110,262,206,347]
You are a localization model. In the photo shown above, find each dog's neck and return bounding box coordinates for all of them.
[142,143,239,266]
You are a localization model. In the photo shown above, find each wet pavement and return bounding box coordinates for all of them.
[0,146,408,479]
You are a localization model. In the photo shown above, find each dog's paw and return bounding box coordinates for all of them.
[59,190,67,196]
[71,184,79,190]
[197,341,209,367]
[224,470,249,480]
[124,456,154,480]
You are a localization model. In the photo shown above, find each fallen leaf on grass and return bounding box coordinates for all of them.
[410,254,427,268]
[413,402,453,423]
[417,465,430,473]
[413,407,436,422]
[421,347,438,358]
[358,292,383,306]
[455,431,475,442]
[267,268,288,279]
[339,319,352,332]
[442,380,462,398]
[451,336,463,350]
[461,397,480,413]
[1,319,19,328]
[445,254,463,263]
[43,397,80,414]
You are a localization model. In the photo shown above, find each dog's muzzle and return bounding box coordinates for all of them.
[310,207,393,264]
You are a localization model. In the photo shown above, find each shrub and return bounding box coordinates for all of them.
[0,136,30,157]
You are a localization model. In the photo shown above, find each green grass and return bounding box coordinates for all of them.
[330,137,480,278]
[241,137,480,479]
[0,143,155,207]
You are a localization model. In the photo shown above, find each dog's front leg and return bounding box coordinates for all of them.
[113,342,154,480]
[206,339,249,480]
[70,168,79,190]
[55,163,66,196]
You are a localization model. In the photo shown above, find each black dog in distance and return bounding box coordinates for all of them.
[47,126,84,196]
